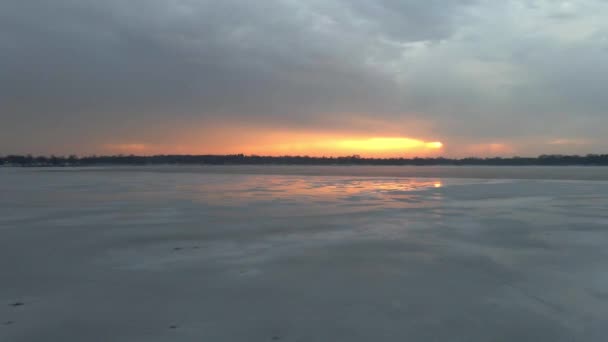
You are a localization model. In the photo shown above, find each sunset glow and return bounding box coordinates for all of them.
[101,134,444,157]
[336,138,443,152]
[238,135,445,157]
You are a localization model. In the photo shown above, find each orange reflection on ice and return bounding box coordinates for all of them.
[188,176,445,212]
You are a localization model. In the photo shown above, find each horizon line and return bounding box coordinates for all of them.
[2,153,608,159]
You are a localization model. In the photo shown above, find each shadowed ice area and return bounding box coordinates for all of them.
[1,166,608,341]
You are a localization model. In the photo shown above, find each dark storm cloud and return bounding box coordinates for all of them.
[0,0,472,119]
[1,1,387,119]
[1,0,608,155]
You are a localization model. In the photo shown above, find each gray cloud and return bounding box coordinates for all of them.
[1,0,607,155]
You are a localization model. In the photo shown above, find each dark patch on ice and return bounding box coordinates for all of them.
[567,223,608,232]
[10,302,24,307]
[173,246,200,251]
[272,336,280,340]
[4,321,13,325]
[591,290,608,300]
[169,325,178,329]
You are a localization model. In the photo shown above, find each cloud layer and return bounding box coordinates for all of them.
[1,0,607,156]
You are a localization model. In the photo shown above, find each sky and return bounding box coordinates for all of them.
[1,0,607,157]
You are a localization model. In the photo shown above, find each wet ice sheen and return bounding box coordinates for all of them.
[1,166,607,341]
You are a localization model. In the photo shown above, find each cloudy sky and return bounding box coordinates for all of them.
[1,0,607,157]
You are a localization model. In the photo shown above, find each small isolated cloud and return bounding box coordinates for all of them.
[548,138,591,146]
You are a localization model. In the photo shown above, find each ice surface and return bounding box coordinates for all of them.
[1,166,608,341]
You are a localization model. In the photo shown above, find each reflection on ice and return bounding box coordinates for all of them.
[185,176,446,208]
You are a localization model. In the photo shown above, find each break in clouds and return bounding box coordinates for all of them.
[1,0,608,156]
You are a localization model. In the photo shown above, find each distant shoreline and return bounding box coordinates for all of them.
[2,154,608,167]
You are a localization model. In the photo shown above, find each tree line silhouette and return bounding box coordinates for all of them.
[2,154,608,166]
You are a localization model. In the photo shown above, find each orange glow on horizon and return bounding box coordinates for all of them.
[242,136,444,157]
[101,128,443,157]
[336,138,443,152]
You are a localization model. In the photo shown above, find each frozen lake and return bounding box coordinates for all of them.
[1,166,608,341]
